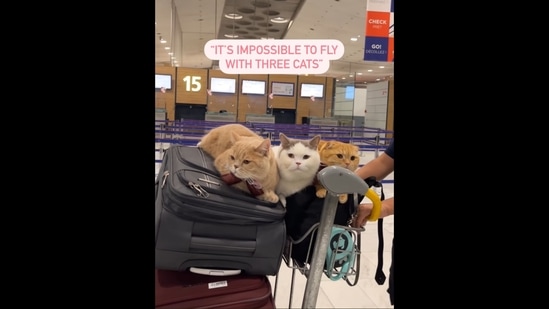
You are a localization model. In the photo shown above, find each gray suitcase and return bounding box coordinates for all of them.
[155,145,286,275]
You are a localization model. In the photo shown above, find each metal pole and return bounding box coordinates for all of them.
[302,193,339,309]
[374,128,380,158]
[300,166,370,308]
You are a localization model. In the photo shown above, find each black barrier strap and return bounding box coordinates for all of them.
[364,176,386,285]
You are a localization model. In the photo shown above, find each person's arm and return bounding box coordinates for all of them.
[353,148,395,227]
[355,152,394,181]
[352,197,394,227]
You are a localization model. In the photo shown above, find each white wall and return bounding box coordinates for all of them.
[364,80,388,130]
[353,88,367,116]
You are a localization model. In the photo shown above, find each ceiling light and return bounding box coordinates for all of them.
[379,66,385,68]
[270,17,289,23]
[164,47,170,50]
[160,38,167,44]
[224,34,239,38]
[367,69,373,72]
[350,37,358,42]
[225,13,243,19]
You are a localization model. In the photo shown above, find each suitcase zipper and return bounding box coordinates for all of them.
[188,181,209,197]
[161,171,169,188]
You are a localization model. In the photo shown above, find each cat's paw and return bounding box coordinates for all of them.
[261,191,280,204]
[338,194,348,204]
[316,188,327,198]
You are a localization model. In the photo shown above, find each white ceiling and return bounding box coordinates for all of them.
[155,0,394,87]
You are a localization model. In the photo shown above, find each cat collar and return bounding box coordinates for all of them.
[220,173,265,196]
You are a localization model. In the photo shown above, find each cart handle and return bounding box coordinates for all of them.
[317,166,382,221]
[364,187,382,221]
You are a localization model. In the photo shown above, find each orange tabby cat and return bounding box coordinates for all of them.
[198,124,280,203]
[197,123,260,158]
[315,140,360,204]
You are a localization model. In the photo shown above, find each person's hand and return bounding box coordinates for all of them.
[352,203,374,228]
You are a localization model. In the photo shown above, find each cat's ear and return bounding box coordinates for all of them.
[279,133,290,146]
[317,140,327,152]
[318,140,334,151]
[309,135,321,149]
[256,138,272,156]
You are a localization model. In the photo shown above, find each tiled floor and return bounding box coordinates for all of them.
[155,145,394,308]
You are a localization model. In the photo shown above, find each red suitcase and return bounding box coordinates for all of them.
[155,269,276,309]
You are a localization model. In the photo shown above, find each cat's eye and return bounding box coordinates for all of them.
[230,155,235,160]
[351,156,357,160]
[337,154,343,159]
[288,154,294,158]
[303,155,310,159]
[243,160,250,164]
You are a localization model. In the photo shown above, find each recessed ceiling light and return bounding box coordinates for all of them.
[379,66,385,68]
[224,34,239,38]
[225,13,243,19]
[164,47,170,50]
[367,69,373,72]
[270,17,289,23]
[350,37,358,41]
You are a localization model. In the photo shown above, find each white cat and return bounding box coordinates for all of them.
[272,133,321,206]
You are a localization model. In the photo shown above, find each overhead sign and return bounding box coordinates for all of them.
[204,39,344,75]
[364,0,394,62]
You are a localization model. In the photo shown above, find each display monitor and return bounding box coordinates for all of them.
[210,77,236,94]
[155,74,172,90]
[241,79,266,95]
[300,83,324,98]
[271,82,295,96]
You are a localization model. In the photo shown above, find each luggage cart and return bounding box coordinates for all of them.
[274,166,382,308]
